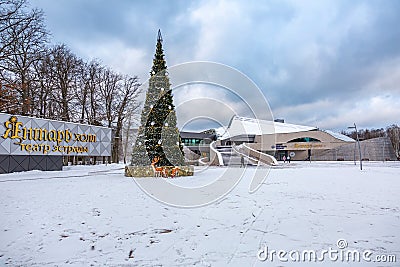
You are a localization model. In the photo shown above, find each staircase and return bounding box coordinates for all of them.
[216,145,254,166]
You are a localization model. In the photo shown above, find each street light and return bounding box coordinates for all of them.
[348,123,362,170]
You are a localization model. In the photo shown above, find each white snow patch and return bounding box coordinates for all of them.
[323,129,355,142]
[0,162,399,266]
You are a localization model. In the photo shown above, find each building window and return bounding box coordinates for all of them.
[287,137,321,143]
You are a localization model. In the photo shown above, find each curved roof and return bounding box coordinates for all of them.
[219,116,354,142]
[219,116,317,139]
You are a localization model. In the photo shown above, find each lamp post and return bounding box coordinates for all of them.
[348,123,362,170]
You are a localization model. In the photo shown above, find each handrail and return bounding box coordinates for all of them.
[198,157,209,166]
[210,141,224,166]
[242,143,278,166]
[232,145,259,165]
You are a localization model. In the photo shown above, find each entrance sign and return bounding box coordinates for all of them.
[0,113,111,157]
[0,113,111,173]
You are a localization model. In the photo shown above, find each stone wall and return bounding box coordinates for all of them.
[312,137,397,161]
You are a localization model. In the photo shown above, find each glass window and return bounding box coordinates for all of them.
[287,137,321,143]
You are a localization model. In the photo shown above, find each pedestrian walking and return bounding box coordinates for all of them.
[240,155,245,167]
[287,155,291,163]
[283,155,286,163]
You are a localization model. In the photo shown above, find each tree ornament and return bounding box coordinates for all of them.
[165,122,168,126]
[151,121,155,126]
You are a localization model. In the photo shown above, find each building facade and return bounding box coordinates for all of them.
[219,116,356,161]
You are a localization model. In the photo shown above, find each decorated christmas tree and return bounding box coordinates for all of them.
[130,30,185,167]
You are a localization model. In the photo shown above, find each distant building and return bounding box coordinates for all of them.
[180,131,217,158]
[130,116,397,163]
[219,116,356,161]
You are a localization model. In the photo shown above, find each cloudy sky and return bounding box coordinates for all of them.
[31,0,400,131]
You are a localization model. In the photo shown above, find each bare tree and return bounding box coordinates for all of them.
[0,1,48,115]
[113,75,141,163]
[47,44,83,121]
[0,81,19,112]
[122,103,141,164]
[387,125,400,159]
[98,67,121,127]
[0,0,27,58]
[68,59,105,125]
[1,0,144,166]
[30,47,54,118]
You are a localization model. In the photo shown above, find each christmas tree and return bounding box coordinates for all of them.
[130,30,185,167]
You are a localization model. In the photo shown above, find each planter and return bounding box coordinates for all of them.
[125,165,194,177]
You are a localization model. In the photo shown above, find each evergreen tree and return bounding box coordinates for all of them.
[130,30,185,167]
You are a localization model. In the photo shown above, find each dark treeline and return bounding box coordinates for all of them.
[341,125,400,159]
[0,0,142,163]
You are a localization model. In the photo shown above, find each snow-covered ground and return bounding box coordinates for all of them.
[0,162,399,266]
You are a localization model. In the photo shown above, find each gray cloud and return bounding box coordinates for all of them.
[31,0,400,131]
